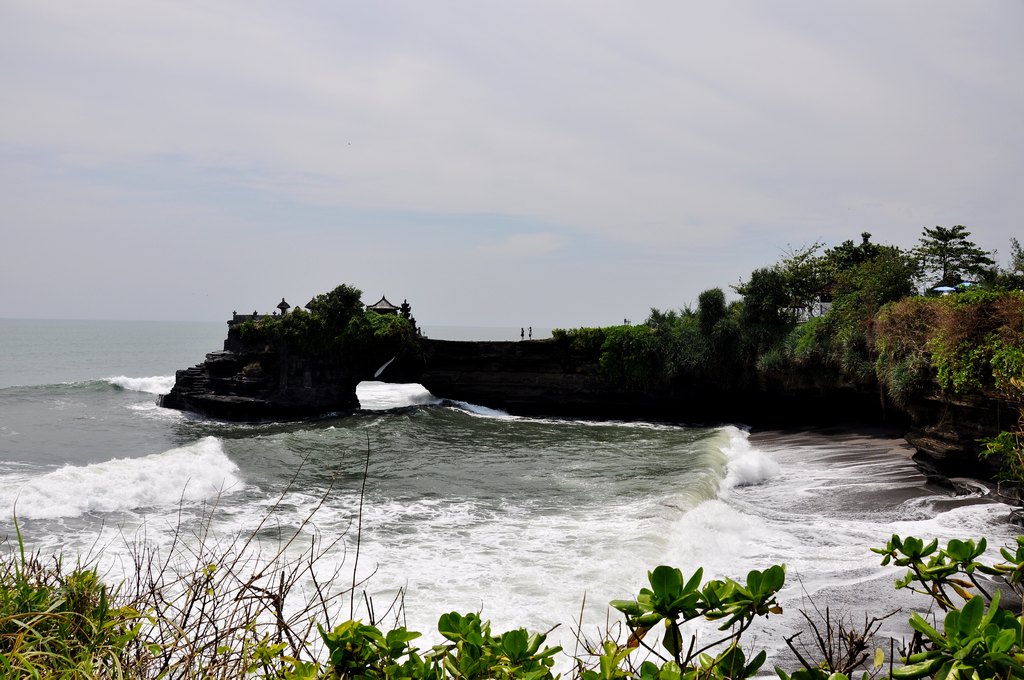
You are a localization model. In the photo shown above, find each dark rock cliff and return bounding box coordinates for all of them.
[903,392,1018,480]
[416,339,894,428]
[162,333,894,428]
[159,322,420,420]
[160,346,361,421]
[160,331,1017,483]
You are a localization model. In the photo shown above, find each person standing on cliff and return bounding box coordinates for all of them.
[528,326,532,339]
[521,327,525,340]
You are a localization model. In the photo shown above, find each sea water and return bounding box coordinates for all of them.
[0,318,1017,668]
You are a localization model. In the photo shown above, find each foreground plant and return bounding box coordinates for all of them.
[0,517,142,678]
[873,533,1024,679]
[10,504,1024,679]
[603,564,785,679]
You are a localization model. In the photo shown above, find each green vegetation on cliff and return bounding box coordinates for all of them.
[554,227,1024,478]
[237,284,419,372]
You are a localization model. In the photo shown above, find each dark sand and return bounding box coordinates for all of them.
[741,426,1016,673]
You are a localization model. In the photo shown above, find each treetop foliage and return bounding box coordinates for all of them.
[914,224,996,289]
[238,283,418,370]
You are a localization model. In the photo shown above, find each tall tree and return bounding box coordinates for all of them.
[915,225,995,289]
[823,232,883,273]
[305,284,365,329]
[1010,237,1024,274]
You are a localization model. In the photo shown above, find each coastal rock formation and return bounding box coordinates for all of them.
[161,323,371,420]
[161,327,1015,484]
[162,333,892,428]
[416,339,892,428]
[903,392,1016,480]
[160,346,362,421]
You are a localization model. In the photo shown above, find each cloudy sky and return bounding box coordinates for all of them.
[2,1,1021,327]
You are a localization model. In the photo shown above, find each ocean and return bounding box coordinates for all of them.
[0,318,1017,668]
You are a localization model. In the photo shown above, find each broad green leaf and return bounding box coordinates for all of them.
[662,622,683,657]
[953,594,984,635]
[746,649,768,675]
[650,566,684,599]
[682,567,704,594]
[908,613,943,643]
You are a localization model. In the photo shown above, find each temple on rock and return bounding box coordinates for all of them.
[229,297,292,325]
[367,296,400,315]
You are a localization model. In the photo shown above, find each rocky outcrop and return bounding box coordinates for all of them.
[416,339,896,427]
[161,333,895,426]
[161,330,1018,485]
[160,323,370,421]
[160,347,362,421]
[903,392,1019,480]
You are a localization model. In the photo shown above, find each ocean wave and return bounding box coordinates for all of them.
[447,400,512,418]
[0,437,242,519]
[0,379,109,394]
[716,426,781,489]
[355,381,441,410]
[107,375,176,395]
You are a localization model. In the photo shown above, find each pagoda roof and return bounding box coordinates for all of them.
[368,295,400,312]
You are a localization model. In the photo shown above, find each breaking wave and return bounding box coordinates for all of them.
[0,437,241,519]
[107,375,176,395]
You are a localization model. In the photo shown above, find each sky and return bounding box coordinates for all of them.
[1,1,1022,327]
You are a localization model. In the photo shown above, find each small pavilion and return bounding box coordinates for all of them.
[367,295,400,315]
[277,298,291,315]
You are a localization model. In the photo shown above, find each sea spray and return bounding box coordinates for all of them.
[356,381,440,410]
[107,375,176,395]
[720,426,782,489]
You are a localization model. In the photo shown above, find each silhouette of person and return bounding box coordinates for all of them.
[521,327,525,340]
[528,326,532,339]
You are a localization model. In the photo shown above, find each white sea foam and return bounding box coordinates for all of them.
[716,426,781,489]
[0,437,242,519]
[356,381,440,410]
[448,400,512,418]
[128,400,184,421]
[108,375,176,395]
[355,382,509,417]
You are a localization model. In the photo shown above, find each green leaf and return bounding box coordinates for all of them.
[908,613,943,644]
[891,656,943,679]
[610,599,644,616]
[500,629,529,661]
[682,567,704,594]
[650,566,684,599]
[952,594,984,635]
[763,564,786,592]
[746,649,768,675]
[663,623,683,658]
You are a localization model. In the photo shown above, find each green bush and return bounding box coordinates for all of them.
[597,325,664,388]
[236,284,420,375]
[552,327,608,355]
